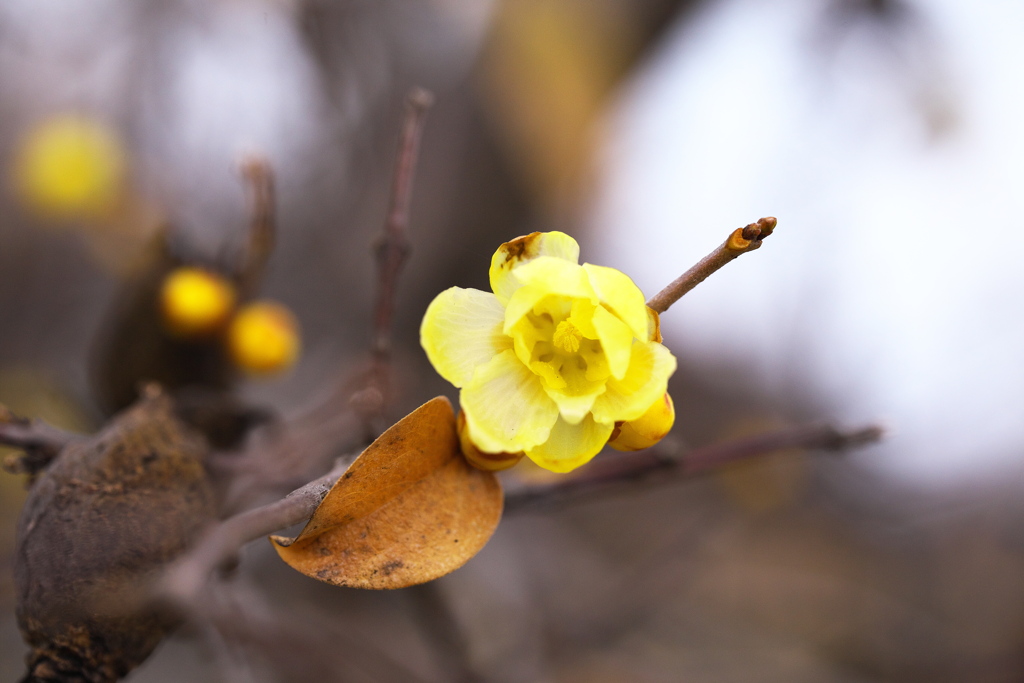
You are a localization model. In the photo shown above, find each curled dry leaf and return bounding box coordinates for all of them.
[271,397,503,589]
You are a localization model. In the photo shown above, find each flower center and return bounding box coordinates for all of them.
[552,319,582,353]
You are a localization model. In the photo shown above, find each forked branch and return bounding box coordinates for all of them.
[0,404,82,475]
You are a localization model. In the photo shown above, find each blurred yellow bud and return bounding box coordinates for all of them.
[457,411,524,472]
[608,392,675,452]
[227,301,300,375]
[15,115,125,219]
[160,267,237,338]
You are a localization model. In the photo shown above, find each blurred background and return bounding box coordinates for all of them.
[3,0,1024,681]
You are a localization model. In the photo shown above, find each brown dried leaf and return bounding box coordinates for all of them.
[271,397,503,589]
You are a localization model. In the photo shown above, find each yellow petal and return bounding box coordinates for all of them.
[525,414,614,473]
[590,304,633,380]
[503,285,555,336]
[508,312,550,375]
[462,349,559,453]
[421,288,511,388]
[540,343,607,424]
[502,258,593,334]
[582,263,648,340]
[543,384,604,425]
[490,232,581,304]
[591,341,677,425]
[569,298,599,338]
[578,336,611,383]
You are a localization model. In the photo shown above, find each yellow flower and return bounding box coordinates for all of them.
[14,115,125,219]
[160,267,237,338]
[227,301,301,375]
[421,232,677,473]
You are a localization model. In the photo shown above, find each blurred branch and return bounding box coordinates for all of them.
[193,578,431,683]
[408,583,482,683]
[0,403,83,475]
[215,91,435,504]
[506,422,882,513]
[646,216,777,314]
[237,157,276,297]
[140,88,442,629]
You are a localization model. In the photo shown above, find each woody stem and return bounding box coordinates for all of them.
[646,216,777,314]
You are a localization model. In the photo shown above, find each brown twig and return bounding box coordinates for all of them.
[0,403,83,475]
[646,216,777,314]
[350,87,434,437]
[372,87,434,358]
[505,422,883,513]
[237,156,276,297]
[160,456,354,604]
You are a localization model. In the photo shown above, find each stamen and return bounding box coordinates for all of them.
[553,320,582,353]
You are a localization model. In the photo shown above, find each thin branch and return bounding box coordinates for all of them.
[0,403,83,475]
[349,87,434,438]
[192,578,432,683]
[372,87,434,358]
[646,216,777,314]
[237,156,276,297]
[505,422,883,513]
[408,583,482,683]
[199,623,258,683]
[160,456,354,604]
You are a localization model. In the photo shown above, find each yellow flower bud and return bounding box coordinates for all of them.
[227,301,301,375]
[608,392,675,452]
[15,115,125,219]
[160,267,237,338]
[457,411,524,471]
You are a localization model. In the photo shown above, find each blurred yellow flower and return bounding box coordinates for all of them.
[227,301,301,375]
[14,115,125,219]
[160,267,237,338]
[421,232,677,473]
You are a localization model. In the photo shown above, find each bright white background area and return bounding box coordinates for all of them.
[593,0,1024,486]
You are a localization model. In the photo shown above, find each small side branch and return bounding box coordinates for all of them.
[646,216,777,314]
[160,457,353,604]
[238,156,276,297]
[505,422,882,513]
[0,404,82,475]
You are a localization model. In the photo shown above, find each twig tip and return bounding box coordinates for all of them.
[407,87,435,112]
[239,154,270,178]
